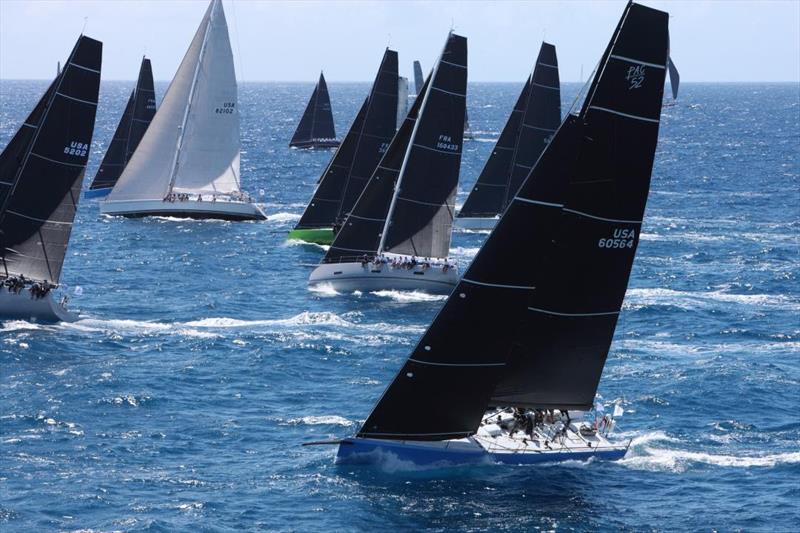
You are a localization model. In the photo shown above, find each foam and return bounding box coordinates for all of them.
[266,212,301,223]
[286,415,354,427]
[624,287,800,311]
[369,290,448,303]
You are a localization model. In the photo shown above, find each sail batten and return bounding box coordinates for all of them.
[358,2,670,440]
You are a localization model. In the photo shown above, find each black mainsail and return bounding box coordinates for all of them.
[378,33,467,260]
[293,50,399,232]
[413,60,424,96]
[290,71,338,148]
[459,43,560,219]
[357,1,669,440]
[89,57,155,192]
[0,35,102,284]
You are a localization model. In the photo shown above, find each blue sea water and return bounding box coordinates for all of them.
[0,79,798,532]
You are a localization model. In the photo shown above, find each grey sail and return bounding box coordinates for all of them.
[413,60,424,95]
[379,33,468,260]
[667,57,679,100]
[0,36,102,284]
[357,1,670,440]
[107,0,241,202]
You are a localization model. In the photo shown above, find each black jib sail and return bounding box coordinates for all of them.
[293,50,399,231]
[0,35,102,284]
[89,57,155,191]
[322,74,431,264]
[459,42,560,219]
[413,60,424,96]
[357,1,669,440]
[290,71,337,148]
[378,32,467,260]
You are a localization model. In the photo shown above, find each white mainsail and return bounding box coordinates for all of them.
[107,0,240,202]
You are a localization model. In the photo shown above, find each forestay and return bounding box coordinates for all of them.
[357,2,669,440]
[0,36,102,284]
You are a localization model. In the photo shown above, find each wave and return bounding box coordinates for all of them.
[285,239,329,252]
[308,283,340,297]
[624,287,800,311]
[450,246,480,259]
[370,290,448,303]
[285,415,355,427]
[62,312,423,342]
[622,446,800,472]
[266,212,301,223]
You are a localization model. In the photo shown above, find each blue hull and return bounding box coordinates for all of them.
[84,187,111,199]
[336,437,627,467]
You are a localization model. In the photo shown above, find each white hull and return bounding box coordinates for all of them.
[454,216,498,230]
[100,198,266,221]
[309,261,459,294]
[0,289,78,323]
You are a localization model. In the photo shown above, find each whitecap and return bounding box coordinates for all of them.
[622,447,800,473]
[308,283,340,297]
[267,212,301,223]
[369,290,447,303]
[286,415,354,427]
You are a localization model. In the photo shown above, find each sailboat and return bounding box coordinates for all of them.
[289,72,339,149]
[288,49,400,245]
[413,60,424,96]
[327,1,670,466]
[85,57,155,198]
[0,35,102,322]
[309,33,467,294]
[101,0,265,221]
[456,42,561,230]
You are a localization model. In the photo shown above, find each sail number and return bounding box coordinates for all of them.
[215,102,236,114]
[436,134,459,152]
[63,141,88,157]
[598,228,636,249]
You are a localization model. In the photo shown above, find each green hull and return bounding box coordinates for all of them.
[287,227,335,245]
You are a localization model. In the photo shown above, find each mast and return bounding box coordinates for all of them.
[167,1,214,195]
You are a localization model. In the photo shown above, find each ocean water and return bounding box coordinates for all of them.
[0,79,798,532]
